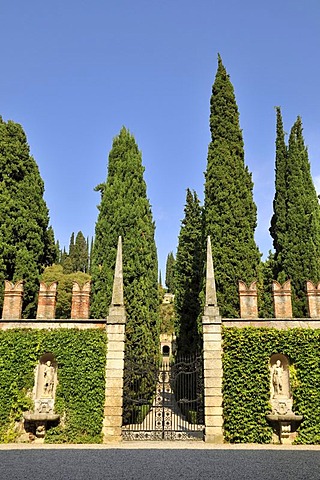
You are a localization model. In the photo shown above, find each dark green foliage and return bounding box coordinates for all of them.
[0,117,56,317]
[59,232,89,274]
[203,56,261,317]
[270,109,320,317]
[91,127,159,363]
[165,252,176,293]
[71,232,89,273]
[41,265,91,318]
[160,302,175,334]
[270,108,288,273]
[0,329,107,443]
[174,189,202,353]
[223,327,320,444]
[89,237,94,274]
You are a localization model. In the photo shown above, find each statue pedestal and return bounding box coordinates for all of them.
[266,412,303,444]
[23,412,60,439]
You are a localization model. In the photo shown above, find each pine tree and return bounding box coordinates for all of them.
[165,252,176,293]
[174,189,202,353]
[0,117,56,316]
[203,55,261,317]
[91,127,159,362]
[270,111,320,316]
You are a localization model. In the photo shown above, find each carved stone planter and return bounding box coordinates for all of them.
[266,413,303,444]
[23,412,60,438]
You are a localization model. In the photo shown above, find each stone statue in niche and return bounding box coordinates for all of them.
[43,360,55,397]
[270,355,290,413]
[23,353,60,441]
[34,355,58,414]
[266,354,303,444]
[272,360,283,397]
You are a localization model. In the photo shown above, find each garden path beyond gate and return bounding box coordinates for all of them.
[122,355,204,440]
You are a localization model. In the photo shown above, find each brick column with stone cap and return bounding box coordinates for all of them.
[1,280,24,320]
[36,282,58,320]
[272,280,292,318]
[202,236,223,443]
[306,281,320,318]
[71,281,91,319]
[102,236,127,443]
[239,281,258,319]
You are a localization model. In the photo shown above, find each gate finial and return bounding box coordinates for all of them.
[205,236,217,307]
[111,236,124,307]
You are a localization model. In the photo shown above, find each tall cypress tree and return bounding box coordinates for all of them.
[70,231,88,272]
[174,189,202,353]
[270,112,320,316]
[270,107,288,278]
[0,117,56,317]
[91,127,159,361]
[203,55,261,317]
[165,252,176,293]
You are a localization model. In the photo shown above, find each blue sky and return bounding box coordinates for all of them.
[1,0,320,277]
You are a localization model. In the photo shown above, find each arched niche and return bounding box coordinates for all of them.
[269,353,290,401]
[162,345,170,357]
[34,353,58,411]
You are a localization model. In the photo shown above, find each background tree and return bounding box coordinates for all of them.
[203,55,261,317]
[41,264,90,318]
[91,127,159,363]
[0,117,56,317]
[165,252,176,293]
[174,189,202,353]
[270,111,320,316]
[70,231,88,272]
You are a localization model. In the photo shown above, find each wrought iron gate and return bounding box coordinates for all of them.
[122,355,204,441]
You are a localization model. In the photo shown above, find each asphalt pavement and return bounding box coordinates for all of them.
[1,444,320,480]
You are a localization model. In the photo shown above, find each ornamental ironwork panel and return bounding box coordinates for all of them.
[122,355,204,441]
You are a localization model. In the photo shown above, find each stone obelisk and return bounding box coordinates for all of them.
[102,237,127,442]
[202,236,223,443]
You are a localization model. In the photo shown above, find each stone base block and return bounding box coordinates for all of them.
[102,426,122,443]
[204,433,224,444]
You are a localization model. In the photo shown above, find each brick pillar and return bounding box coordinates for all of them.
[36,282,58,320]
[71,281,91,319]
[239,281,258,318]
[103,237,126,443]
[306,281,320,318]
[202,237,223,444]
[1,280,24,320]
[272,280,292,318]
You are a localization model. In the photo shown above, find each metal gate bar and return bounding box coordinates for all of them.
[122,355,204,441]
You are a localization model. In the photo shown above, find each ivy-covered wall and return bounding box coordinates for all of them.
[222,327,320,444]
[0,329,107,443]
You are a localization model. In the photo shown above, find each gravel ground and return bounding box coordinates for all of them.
[1,448,320,480]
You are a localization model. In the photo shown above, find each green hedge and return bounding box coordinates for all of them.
[222,327,320,444]
[0,329,107,443]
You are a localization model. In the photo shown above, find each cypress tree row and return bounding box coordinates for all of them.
[270,111,320,316]
[174,189,202,353]
[0,117,56,317]
[91,127,159,361]
[203,56,261,317]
